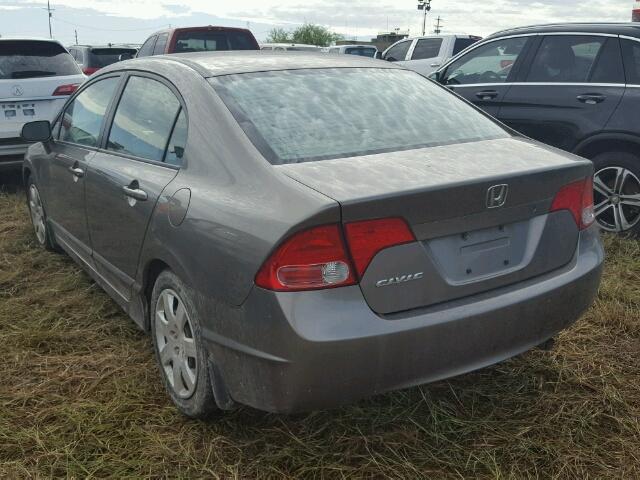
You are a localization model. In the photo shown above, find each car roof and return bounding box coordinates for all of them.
[148,25,254,37]
[487,22,640,39]
[139,51,402,77]
[70,44,138,49]
[0,37,63,43]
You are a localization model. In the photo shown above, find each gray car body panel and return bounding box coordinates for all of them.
[22,52,604,412]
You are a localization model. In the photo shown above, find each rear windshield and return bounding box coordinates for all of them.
[89,48,137,67]
[210,68,508,164]
[174,30,257,53]
[345,47,377,57]
[0,40,80,79]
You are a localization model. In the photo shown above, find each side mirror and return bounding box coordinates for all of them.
[428,71,440,82]
[118,53,134,61]
[386,56,397,62]
[21,120,52,142]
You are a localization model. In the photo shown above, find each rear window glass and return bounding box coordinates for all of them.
[89,48,137,68]
[453,37,479,55]
[174,30,257,52]
[211,68,508,164]
[0,41,80,79]
[345,47,377,57]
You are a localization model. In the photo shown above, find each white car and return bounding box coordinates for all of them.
[381,34,482,76]
[325,45,378,58]
[260,43,320,52]
[0,38,85,171]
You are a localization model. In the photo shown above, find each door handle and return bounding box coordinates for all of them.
[430,62,441,68]
[475,90,499,100]
[122,185,148,201]
[577,94,605,105]
[68,166,85,178]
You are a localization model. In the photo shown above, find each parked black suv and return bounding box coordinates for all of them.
[432,23,640,235]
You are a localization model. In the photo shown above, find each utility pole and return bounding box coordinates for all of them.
[417,0,432,37]
[434,16,443,34]
[74,29,78,44]
[45,0,54,38]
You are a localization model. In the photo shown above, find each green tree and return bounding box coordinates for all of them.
[266,28,291,43]
[291,23,343,47]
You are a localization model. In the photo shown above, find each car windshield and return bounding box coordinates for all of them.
[89,48,137,67]
[210,68,508,164]
[345,47,377,57]
[174,31,256,52]
[0,41,81,79]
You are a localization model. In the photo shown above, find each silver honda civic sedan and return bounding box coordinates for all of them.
[21,52,604,417]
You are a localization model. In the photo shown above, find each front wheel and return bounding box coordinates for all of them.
[592,152,640,237]
[150,270,218,419]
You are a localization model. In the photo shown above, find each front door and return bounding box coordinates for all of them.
[45,75,120,260]
[438,36,532,116]
[84,74,185,300]
[497,35,626,152]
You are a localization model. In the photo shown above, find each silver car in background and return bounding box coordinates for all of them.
[21,52,603,417]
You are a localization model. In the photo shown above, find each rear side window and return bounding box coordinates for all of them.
[137,36,156,57]
[384,40,411,62]
[0,41,81,79]
[164,110,188,166]
[590,38,625,84]
[88,48,137,68]
[211,68,508,164]
[174,30,257,52]
[411,38,443,60]
[527,35,605,83]
[107,76,181,162]
[622,39,640,84]
[60,77,119,147]
[453,37,479,56]
[153,34,169,55]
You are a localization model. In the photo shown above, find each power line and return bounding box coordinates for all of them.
[52,16,170,32]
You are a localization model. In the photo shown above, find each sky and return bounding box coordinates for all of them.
[0,0,634,46]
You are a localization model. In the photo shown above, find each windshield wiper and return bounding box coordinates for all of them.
[11,70,57,79]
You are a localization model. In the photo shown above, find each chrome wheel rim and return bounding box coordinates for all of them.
[28,184,46,244]
[593,167,640,233]
[155,289,198,399]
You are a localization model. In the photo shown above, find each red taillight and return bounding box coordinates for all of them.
[344,218,415,278]
[255,224,356,291]
[82,67,99,75]
[550,177,595,230]
[52,84,79,96]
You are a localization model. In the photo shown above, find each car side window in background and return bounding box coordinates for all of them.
[137,36,156,57]
[411,38,443,60]
[452,37,478,56]
[174,31,256,52]
[527,36,605,83]
[443,36,528,85]
[107,76,181,162]
[153,33,169,55]
[60,77,119,147]
[590,38,625,84]
[164,110,188,166]
[621,39,640,84]
[384,40,411,62]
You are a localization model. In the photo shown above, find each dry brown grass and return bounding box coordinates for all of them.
[1,185,639,479]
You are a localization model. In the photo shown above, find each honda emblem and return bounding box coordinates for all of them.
[486,184,509,209]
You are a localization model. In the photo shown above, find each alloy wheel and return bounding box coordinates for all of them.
[155,289,199,399]
[593,166,640,233]
[28,184,46,245]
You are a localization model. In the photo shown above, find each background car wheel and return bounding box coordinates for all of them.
[26,176,58,251]
[592,152,640,237]
[150,270,218,419]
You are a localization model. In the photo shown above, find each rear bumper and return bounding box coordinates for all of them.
[201,226,604,413]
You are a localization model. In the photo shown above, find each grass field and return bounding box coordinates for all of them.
[1,184,639,479]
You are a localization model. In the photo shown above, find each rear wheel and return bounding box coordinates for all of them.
[592,152,640,237]
[26,176,58,251]
[150,270,217,419]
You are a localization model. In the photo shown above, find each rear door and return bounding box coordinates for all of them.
[84,73,184,301]
[497,34,626,152]
[439,35,532,116]
[404,37,445,75]
[44,75,121,261]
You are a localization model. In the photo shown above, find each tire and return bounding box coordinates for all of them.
[591,151,640,237]
[150,270,218,419]
[26,175,59,251]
